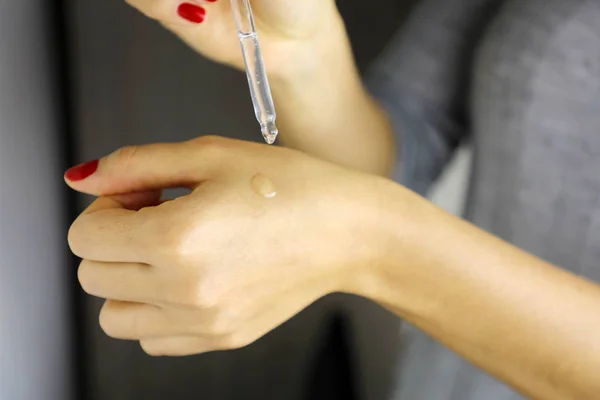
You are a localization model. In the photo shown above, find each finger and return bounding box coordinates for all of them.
[139,336,215,357]
[126,0,228,30]
[99,300,173,340]
[125,0,239,64]
[69,197,158,262]
[99,300,230,340]
[99,301,207,341]
[78,260,158,303]
[64,136,233,197]
[111,190,163,210]
[126,0,212,24]
[99,301,168,340]
[78,259,206,306]
[137,296,316,356]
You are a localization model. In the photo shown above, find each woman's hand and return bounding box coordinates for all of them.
[126,0,342,76]
[124,0,395,176]
[65,136,600,399]
[65,136,391,355]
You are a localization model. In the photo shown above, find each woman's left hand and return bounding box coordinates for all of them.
[66,136,393,356]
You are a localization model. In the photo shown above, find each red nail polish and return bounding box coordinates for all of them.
[177,3,206,23]
[206,0,218,2]
[65,160,99,181]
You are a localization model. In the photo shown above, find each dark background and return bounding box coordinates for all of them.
[1,0,416,399]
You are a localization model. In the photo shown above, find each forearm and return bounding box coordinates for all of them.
[271,16,395,176]
[359,181,600,400]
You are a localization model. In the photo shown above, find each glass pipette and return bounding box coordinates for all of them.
[230,0,279,144]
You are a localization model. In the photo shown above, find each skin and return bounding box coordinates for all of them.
[67,138,600,400]
[125,0,395,175]
[67,2,600,399]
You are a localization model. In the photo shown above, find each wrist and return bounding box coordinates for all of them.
[269,15,359,92]
[267,18,385,168]
[337,176,411,292]
[345,177,449,318]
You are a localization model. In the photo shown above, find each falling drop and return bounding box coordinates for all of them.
[261,121,278,145]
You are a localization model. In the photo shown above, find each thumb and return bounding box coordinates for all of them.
[64,138,223,196]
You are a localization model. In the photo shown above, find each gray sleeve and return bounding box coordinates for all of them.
[363,0,503,195]
[366,66,465,196]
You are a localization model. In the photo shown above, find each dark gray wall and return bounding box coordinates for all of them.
[0,1,74,400]
[67,1,414,399]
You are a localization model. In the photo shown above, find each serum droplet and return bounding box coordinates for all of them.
[261,121,278,145]
[250,173,277,198]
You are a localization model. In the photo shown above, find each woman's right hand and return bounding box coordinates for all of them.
[125,0,343,76]
[125,0,395,177]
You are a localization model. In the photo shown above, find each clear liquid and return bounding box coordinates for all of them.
[238,32,278,145]
[250,173,277,198]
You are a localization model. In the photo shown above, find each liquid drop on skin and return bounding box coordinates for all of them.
[250,173,277,198]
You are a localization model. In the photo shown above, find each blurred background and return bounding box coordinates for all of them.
[0,0,470,399]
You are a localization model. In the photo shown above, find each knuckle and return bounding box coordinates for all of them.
[98,302,137,340]
[168,269,203,307]
[190,135,229,156]
[173,270,225,311]
[77,260,95,295]
[148,1,169,21]
[185,281,218,309]
[192,135,225,147]
[207,311,237,336]
[220,332,252,350]
[139,340,162,357]
[67,217,87,257]
[161,224,197,266]
[110,145,142,170]
[98,304,118,338]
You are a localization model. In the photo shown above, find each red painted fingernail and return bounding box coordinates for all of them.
[65,160,99,181]
[206,0,218,2]
[177,3,206,23]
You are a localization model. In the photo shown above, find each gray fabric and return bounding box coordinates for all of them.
[366,0,600,399]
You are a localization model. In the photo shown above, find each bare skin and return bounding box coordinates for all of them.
[69,2,600,399]
[124,0,395,175]
[67,138,600,400]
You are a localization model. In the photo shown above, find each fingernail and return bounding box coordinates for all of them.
[177,3,206,23]
[65,160,99,181]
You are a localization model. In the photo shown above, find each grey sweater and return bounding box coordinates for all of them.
[366,0,600,398]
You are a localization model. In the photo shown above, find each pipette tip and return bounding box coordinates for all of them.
[261,122,278,145]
